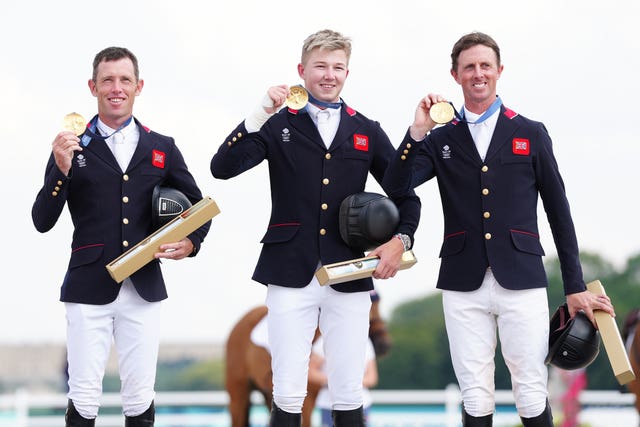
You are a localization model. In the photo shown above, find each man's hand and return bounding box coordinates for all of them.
[566,290,615,327]
[52,131,82,175]
[265,85,290,114]
[154,238,194,260]
[409,93,447,141]
[368,237,405,279]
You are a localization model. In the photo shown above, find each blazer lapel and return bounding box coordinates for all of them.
[84,135,121,173]
[127,123,154,171]
[328,106,360,151]
[287,110,326,150]
[484,106,520,162]
[449,121,483,164]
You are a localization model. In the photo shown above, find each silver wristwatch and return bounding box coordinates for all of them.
[394,233,411,252]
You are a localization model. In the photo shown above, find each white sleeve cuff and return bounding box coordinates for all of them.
[244,93,276,133]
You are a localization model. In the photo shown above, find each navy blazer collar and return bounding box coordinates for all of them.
[287,103,360,151]
[484,106,520,162]
[448,105,520,164]
[83,117,153,173]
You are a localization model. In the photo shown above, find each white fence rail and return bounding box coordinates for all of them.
[0,387,636,427]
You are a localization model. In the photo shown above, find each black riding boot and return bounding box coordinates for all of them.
[65,400,95,427]
[520,401,553,427]
[125,401,155,426]
[332,406,365,427]
[268,403,301,427]
[462,409,493,426]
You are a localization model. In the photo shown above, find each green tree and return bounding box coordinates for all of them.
[377,293,455,388]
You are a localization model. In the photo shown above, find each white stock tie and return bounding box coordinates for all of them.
[112,132,128,172]
[471,121,491,161]
[317,110,332,148]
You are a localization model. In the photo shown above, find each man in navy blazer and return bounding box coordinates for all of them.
[211,29,420,426]
[32,47,209,427]
[383,32,614,426]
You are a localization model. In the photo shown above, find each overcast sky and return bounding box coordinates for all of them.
[2,0,639,344]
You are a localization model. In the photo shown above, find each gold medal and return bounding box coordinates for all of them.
[429,102,455,124]
[285,86,308,110]
[62,112,87,136]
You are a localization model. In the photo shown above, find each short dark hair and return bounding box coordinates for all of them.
[92,47,139,81]
[451,32,500,71]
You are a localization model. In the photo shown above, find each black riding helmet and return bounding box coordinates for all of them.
[339,192,400,251]
[151,185,192,229]
[545,303,600,370]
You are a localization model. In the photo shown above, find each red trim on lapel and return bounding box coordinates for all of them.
[346,105,356,116]
[504,108,518,119]
[288,108,299,115]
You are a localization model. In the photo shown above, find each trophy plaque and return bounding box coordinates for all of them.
[586,280,636,385]
[315,250,417,286]
[106,196,220,283]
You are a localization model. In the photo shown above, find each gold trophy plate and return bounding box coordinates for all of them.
[62,112,87,136]
[285,86,308,109]
[315,250,417,286]
[586,280,636,385]
[106,197,220,283]
[429,102,455,124]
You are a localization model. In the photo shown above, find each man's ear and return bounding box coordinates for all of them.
[88,79,97,96]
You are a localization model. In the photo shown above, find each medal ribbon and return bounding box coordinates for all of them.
[455,96,502,124]
[81,115,134,146]
[307,91,342,109]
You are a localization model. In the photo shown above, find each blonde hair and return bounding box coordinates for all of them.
[301,29,352,65]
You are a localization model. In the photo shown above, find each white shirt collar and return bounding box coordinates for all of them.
[307,103,341,123]
[464,107,499,127]
[96,117,137,139]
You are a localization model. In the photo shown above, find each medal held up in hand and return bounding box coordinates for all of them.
[285,86,308,110]
[62,112,87,136]
[429,102,455,124]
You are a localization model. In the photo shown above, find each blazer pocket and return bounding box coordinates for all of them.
[500,154,532,165]
[510,229,545,256]
[140,170,165,178]
[260,223,301,244]
[69,243,105,268]
[343,151,369,161]
[439,231,466,257]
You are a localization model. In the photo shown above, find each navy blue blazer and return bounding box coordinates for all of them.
[383,105,585,295]
[32,117,210,304]
[211,103,421,293]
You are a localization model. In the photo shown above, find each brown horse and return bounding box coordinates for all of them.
[224,291,391,427]
[623,308,640,415]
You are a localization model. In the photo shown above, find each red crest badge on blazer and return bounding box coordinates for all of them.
[354,134,369,152]
[512,138,530,156]
[152,150,166,168]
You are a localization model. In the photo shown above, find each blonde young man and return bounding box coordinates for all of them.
[211,29,420,426]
